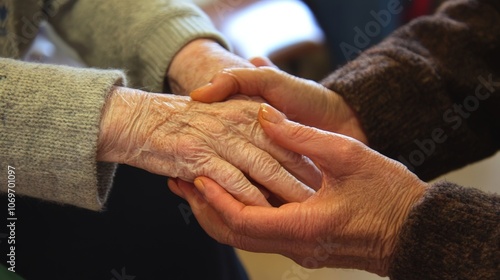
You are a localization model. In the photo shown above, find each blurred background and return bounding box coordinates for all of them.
[25,0,499,279]
[192,0,431,80]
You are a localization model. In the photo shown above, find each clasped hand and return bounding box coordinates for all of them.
[168,62,429,276]
[98,86,319,206]
[169,104,428,276]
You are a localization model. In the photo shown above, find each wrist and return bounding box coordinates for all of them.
[97,87,191,164]
[323,91,369,144]
[380,180,428,275]
[166,38,253,94]
[97,86,146,163]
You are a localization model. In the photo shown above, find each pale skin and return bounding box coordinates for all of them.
[97,87,318,206]
[95,40,321,206]
[168,104,429,276]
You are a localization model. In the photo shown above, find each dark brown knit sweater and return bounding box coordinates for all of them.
[321,0,499,279]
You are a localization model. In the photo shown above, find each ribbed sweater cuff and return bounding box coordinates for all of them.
[321,48,458,180]
[388,181,500,280]
[0,58,126,211]
[137,9,231,93]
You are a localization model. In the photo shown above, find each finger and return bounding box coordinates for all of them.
[272,152,322,191]
[191,68,332,128]
[245,126,323,190]
[179,178,298,254]
[245,152,316,202]
[176,179,276,251]
[258,104,359,174]
[249,56,278,68]
[190,67,278,103]
[194,176,310,240]
[167,178,185,199]
[214,139,315,203]
[136,146,272,206]
[190,78,234,103]
[175,179,235,238]
[201,156,273,207]
[176,179,209,212]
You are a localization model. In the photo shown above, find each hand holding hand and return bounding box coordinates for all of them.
[98,87,320,206]
[169,104,428,276]
[191,58,368,144]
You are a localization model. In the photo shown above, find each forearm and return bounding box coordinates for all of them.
[321,0,500,180]
[389,181,500,279]
[0,58,125,211]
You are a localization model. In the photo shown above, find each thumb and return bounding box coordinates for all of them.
[190,67,278,103]
[190,71,238,103]
[249,56,278,68]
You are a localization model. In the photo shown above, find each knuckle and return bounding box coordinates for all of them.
[189,114,229,136]
[227,214,246,233]
[174,135,204,157]
[261,66,279,76]
[251,154,281,175]
[288,125,316,144]
[281,150,307,168]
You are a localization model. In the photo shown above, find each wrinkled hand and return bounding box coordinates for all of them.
[169,104,428,276]
[190,58,368,144]
[98,87,320,206]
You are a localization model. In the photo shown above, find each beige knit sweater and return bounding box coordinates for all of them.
[0,0,228,210]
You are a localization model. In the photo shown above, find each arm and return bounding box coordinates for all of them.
[0,58,125,211]
[169,104,499,278]
[46,0,252,94]
[389,181,500,279]
[191,0,500,181]
[321,0,500,180]
[0,58,317,210]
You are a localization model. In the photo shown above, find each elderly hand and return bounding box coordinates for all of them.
[190,59,368,144]
[98,87,319,206]
[169,104,428,276]
[167,39,254,95]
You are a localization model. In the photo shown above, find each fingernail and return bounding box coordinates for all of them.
[190,83,212,96]
[259,104,286,124]
[194,178,205,193]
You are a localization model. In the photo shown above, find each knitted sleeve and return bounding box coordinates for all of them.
[0,58,126,211]
[321,0,500,181]
[46,0,230,93]
[389,181,500,279]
